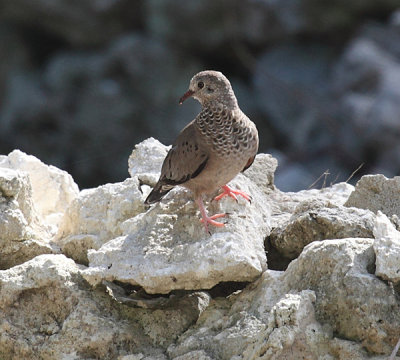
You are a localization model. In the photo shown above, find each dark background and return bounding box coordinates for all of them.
[1,0,400,191]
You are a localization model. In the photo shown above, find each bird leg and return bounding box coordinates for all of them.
[195,197,225,233]
[214,185,251,202]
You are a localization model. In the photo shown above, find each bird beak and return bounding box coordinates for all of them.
[179,90,194,105]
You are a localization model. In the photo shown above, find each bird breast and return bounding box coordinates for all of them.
[196,106,258,158]
[183,105,258,197]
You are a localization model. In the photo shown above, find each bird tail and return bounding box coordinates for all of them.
[144,182,174,205]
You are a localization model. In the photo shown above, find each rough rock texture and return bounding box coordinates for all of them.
[1,140,400,359]
[56,177,146,265]
[0,254,204,360]
[373,211,400,284]
[270,201,376,259]
[345,174,400,217]
[169,239,400,359]
[82,139,270,294]
[0,149,79,231]
[0,168,55,269]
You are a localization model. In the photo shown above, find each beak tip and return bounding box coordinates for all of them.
[179,89,194,105]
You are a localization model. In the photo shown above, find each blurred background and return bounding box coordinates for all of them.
[0,0,400,191]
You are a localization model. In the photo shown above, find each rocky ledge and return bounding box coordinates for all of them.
[0,138,399,359]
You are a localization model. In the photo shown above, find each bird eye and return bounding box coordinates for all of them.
[198,81,204,89]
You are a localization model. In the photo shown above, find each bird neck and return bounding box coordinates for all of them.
[201,90,238,110]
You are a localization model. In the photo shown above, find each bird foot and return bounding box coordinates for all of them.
[214,185,251,202]
[200,213,226,233]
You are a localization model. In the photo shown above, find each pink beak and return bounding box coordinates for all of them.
[179,89,194,105]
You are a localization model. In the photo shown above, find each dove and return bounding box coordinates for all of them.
[145,70,259,233]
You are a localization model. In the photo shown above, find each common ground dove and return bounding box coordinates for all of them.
[145,70,259,232]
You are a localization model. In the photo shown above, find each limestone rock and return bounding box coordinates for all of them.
[286,239,400,355]
[55,177,145,265]
[168,239,400,358]
[270,201,375,259]
[0,149,79,232]
[242,153,278,193]
[128,137,169,181]
[56,138,176,265]
[345,174,400,217]
[80,138,271,294]
[1,144,400,359]
[55,138,166,265]
[0,254,202,359]
[267,182,355,228]
[373,211,400,284]
[0,168,55,269]
[83,173,270,294]
[0,254,140,359]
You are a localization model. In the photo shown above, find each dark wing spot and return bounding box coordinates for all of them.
[191,156,208,179]
[242,155,256,172]
[161,154,208,186]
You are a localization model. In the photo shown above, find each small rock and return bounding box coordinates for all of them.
[55,177,145,265]
[270,202,375,259]
[373,211,400,283]
[242,153,277,193]
[0,168,56,269]
[128,137,170,186]
[345,174,400,217]
[0,149,79,232]
[286,238,400,354]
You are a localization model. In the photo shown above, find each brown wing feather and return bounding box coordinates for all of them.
[159,122,209,186]
[144,122,208,205]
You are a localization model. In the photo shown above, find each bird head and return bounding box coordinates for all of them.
[179,70,237,108]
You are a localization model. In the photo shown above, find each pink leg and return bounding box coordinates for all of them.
[196,197,225,233]
[214,185,251,202]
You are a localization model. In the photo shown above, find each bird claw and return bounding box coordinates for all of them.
[200,213,226,233]
[214,185,251,203]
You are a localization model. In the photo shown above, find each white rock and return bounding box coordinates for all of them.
[79,138,272,294]
[270,203,375,259]
[0,254,191,359]
[242,153,278,192]
[2,139,400,359]
[0,149,79,231]
[83,173,270,294]
[169,238,400,358]
[0,168,56,268]
[373,211,400,283]
[267,182,355,228]
[345,174,400,217]
[55,177,146,264]
[128,137,170,185]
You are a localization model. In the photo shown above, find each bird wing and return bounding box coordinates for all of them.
[241,155,256,172]
[159,122,209,186]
